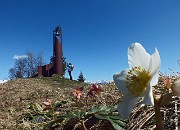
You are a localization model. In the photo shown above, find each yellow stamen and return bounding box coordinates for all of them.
[76,90,81,95]
[126,66,151,96]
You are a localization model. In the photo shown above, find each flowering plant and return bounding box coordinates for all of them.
[20,84,126,130]
[113,42,160,118]
[87,84,102,97]
[43,99,52,110]
[73,86,84,99]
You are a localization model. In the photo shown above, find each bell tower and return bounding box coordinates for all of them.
[38,26,63,77]
[53,26,63,75]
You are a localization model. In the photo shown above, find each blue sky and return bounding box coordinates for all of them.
[0,0,180,81]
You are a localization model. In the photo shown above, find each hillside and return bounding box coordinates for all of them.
[0,75,179,130]
[0,76,121,129]
[0,76,89,129]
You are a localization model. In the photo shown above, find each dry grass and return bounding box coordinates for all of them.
[0,76,121,129]
[128,74,180,130]
[0,74,180,129]
[0,76,86,129]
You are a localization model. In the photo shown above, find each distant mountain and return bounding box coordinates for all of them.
[0,80,8,84]
[85,80,113,84]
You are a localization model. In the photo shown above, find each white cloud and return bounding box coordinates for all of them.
[13,55,28,60]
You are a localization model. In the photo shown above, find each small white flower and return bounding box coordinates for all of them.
[113,42,160,118]
[172,79,180,97]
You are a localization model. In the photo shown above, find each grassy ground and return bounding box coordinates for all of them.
[0,75,179,129]
[0,76,121,129]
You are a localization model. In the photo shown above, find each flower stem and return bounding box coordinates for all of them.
[82,120,87,130]
[154,97,164,130]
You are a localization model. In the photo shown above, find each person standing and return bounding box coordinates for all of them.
[67,63,74,80]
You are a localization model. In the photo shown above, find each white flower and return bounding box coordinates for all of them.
[113,42,160,118]
[172,79,180,97]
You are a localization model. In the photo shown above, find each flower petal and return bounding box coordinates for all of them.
[77,94,81,99]
[113,69,129,94]
[43,101,51,106]
[148,48,160,75]
[117,95,141,118]
[150,71,159,86]
[141,84,154,106]
[128,43,150,70]
[73,91,77,97]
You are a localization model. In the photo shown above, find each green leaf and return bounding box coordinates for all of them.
[73,110,86,119]
[53,100,67,108]
[74,111,82,118]
[98,104,108,112]
[108,114,122,120]
[88,105,98,114]
[109,105,118,112]
[95,111,126,130]
[110,121,125,130]
[95,114,109,120]
[112,120,126,127]
[65,111,76,120]
[80,110,86,117]
[88,104,117,115]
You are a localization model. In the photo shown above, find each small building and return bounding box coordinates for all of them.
[38,26,63,77]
